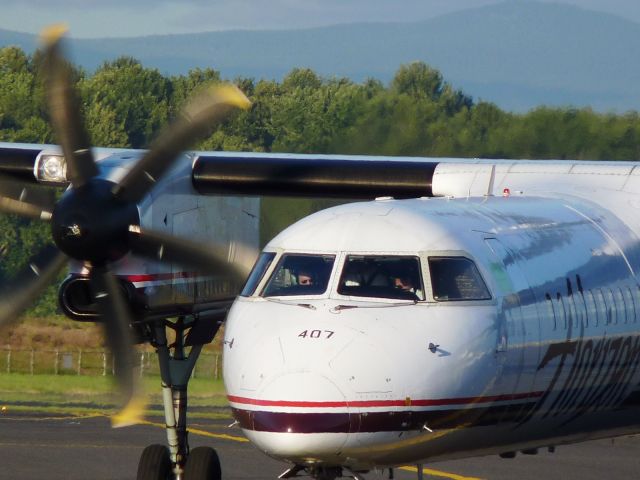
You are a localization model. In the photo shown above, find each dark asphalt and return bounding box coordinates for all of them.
[0,413,639,480]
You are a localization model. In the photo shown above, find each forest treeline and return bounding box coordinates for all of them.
[3,46,640,159]
[1,45,639,315]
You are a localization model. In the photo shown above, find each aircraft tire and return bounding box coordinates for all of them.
[137,444,171,480]
[183,446,222,480]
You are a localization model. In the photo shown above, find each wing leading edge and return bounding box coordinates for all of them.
[4,142,640,199]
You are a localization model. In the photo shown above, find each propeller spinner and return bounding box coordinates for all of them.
[0,25,251,426]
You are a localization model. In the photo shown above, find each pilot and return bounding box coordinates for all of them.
[297,269,314,286]
[394,275,415,291]
[394,274,423,299]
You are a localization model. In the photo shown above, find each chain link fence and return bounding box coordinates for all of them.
[0,347,223,379]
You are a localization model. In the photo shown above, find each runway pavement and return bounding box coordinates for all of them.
[1,413,639,480]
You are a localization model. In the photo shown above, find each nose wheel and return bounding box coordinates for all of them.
[137,444,171,480]
[183,447,222,479]
[136,314,224,480]
[137,445,222,480]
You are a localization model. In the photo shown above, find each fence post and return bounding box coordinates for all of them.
[6,347,10,374]
[214,354,219,380]
[102,352,107,376]
[30,349,34,375]
[54,350,59,375]
[77,350,82,375]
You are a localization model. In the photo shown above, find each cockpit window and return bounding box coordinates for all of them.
[429,257,491,301]
[337,255,425,301]
[241,252,277,297]
[262,254,335,297]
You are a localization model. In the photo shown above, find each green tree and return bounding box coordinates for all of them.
[0,47,52,143]
[81,57,170,148]
[392,62,444,101]
[170,67,222,116]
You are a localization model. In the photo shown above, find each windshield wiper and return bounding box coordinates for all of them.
[264,298,317,310]
[332,301,417,311]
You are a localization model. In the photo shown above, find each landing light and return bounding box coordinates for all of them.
[35,153,67,184]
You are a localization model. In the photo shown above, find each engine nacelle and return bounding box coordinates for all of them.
[58,273,238,322]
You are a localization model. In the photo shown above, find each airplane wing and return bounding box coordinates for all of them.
[191,151,640,199]
[0,142,137,185]
[0,142,440,198]
[3,141,640,200]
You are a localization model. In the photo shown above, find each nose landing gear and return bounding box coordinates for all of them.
[135,315,224,480]
[137,444,171,480]
[183,447,222,479]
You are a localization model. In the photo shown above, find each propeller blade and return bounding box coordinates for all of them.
[0,245,67,327]
[0,195,53,221]
[40,24,98,188]
[0,174,57,210]
[128,225,251,283]
[89,266,145,427]
[114,84,251,203]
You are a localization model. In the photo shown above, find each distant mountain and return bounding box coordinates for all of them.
[1,1,639,112]
[0,29,35,53]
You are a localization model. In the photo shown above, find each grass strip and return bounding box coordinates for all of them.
[0,372,231,418]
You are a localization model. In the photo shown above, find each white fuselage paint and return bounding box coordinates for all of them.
[224,165,640,471]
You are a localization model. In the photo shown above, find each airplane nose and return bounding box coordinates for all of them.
[258,372,350,433]
[231,372,352,462]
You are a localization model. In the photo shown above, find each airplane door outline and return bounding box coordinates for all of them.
[484,238,529,398]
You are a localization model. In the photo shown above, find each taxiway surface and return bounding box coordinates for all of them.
[0,414,639,480]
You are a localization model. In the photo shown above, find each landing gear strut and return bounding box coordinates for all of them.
[136,314,223,480]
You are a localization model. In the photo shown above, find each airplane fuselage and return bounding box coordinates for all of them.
[5,140,640,476]
[224,185,640,470]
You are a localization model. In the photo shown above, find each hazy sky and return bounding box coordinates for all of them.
[0,0,638,38]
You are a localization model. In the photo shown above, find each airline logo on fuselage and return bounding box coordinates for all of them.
[516,327,640,426]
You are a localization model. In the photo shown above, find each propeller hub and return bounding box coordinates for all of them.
[51,178,139,264]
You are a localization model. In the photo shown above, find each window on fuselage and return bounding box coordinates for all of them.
[241,252,277,297]
[262,254,335,297]
[337,255,425,301]
[429,257,491,302]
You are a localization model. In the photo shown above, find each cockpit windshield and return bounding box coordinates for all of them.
[262,254,335,297]
[337,255,425,301]
[241,252,277,297]
[428,256,491,301]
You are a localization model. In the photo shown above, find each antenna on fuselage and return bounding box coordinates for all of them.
[486,164,496,196]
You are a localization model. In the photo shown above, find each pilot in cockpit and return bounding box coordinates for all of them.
[394,275,415,291]
[297,269,315,286]
[393,273,424,300]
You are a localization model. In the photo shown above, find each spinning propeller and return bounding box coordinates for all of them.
[0,26,251,426]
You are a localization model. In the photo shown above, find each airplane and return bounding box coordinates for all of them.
[2,26,640,480]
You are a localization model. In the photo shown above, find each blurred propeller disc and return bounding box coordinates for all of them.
[128,225,249,283]
[90,266,146,427]
[114,84,251,203]
[0,196,53,221]
[0,26,252,427]
[40,24,99,188]
[0,173,57,209]
[0,245,68,327]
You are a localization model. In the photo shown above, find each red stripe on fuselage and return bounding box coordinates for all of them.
[227,391,543,409]
[123,272,201,282]
[72,272,205,282]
